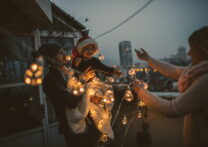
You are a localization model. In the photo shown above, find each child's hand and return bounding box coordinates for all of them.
[90,96,101,104]
[61,66,74,76]
[79,67,95,81]
[74,57,82,66]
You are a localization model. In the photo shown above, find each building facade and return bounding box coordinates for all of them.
[0,1,85,147]
[119,41,133,70]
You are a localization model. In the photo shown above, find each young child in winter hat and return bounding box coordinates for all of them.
[72,34,122,78]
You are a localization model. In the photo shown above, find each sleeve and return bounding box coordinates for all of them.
[148,57,186,80]
[43,77,83,109]
[136,74,208,117]
[92,58,115,76]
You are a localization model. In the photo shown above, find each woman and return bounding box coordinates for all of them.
[39,44,94,147]
[133,26,208,147]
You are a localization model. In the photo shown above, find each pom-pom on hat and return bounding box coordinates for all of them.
[74,35,99,56]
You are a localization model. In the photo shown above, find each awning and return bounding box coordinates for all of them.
[0,0,53,32]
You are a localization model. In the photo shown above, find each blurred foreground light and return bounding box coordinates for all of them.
[66,55,72,61]
[26,70,33,77]
[36,78,42,85]
[73,90,79,95]
[25,77,31,84]
[79,87,85,93]
[122,115,128,125]
[31,63,38,71]
[100,134,108,142]
[98,54,105,61]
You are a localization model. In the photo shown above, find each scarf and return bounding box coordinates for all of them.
[178,60,208,93]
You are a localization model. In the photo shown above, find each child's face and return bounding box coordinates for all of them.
[81,44,96,59]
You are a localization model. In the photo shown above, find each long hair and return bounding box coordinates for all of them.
[188,26,208,55]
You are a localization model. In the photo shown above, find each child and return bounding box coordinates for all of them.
[72,35,122,78]
[68,35,122,145]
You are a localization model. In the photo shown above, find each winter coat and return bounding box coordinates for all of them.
[43,67,83,134]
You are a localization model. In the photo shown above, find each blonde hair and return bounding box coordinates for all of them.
[188,26,208,55]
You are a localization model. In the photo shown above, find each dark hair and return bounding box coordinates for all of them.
[32,43,61,64]
[188,26,208,55]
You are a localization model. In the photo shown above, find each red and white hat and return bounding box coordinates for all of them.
[74,35,99,56]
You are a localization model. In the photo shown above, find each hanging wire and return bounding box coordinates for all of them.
[112,94,126,126]
[94,0,154,39]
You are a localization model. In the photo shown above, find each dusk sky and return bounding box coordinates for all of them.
[54,0,208,66]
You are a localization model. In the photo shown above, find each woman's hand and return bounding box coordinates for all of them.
[133,79,148,93]
[135,48,150,62]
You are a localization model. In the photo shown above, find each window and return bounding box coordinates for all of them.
[0,35,42,139]
[0,86,42,138]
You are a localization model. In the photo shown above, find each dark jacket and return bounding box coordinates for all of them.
[43,67,83,134]
[72,57,115,76]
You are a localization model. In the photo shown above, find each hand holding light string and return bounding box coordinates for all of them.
[133,79,148,93]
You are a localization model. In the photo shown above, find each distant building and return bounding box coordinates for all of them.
[119,41,133,71]
[176,46,187,59]
[162,46,191,66]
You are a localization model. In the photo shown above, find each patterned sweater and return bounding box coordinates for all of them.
[136,57,208,147]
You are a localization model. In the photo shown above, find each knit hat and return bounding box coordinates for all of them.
[73,35,99,57]
[38,43,61,59]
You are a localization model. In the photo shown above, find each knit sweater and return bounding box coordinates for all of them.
[136,57,208,147]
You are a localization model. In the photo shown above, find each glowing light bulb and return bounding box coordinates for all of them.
[103,98,107,102]
[98,54,105,60]
[26,70,33,77]
[91,110,96,115]
[138,100,146,107]
[73,90,79,95]
[144,82,148,90]
[98,119,104,129]
[34,70,43,78]
[125,90,133,102]
[25,77,31,84]
[36,78,42,85]
[29,97,33,101]
[100,134,108,142]
[122,115,128,125]
[138,110,142,119]
[66,55,72,61]
[79,87,85,93]
[104,89,114,104]
[31,63,38,71]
